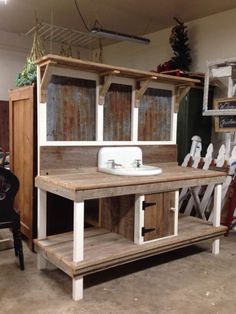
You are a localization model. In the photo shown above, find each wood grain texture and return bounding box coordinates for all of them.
[47,75,96,141]
[9,86,36,247]
[35,163,226,202]
[40,145,177,173]
[0,101,9,151]
[34,215,227,278]
[104,83,132,141]
[100,195,135,241]
[35,54,200,86]
[144,192,175,241]
[139,88,172,141]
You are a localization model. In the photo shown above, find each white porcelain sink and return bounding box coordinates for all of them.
[98,147,162,176]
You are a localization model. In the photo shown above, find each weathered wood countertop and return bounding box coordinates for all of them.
[35,163,226,201]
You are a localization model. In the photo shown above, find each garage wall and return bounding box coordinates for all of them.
[1,8,236,100]
[93,8,236,73]
[0,30,92,101]
[0,31,29,100]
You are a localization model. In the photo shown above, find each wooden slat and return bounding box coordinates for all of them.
[47,75,96,141]
[139,88,172,141]
[103,83,132,141]
[144,191,175,241]
[39,145,177,173]
[36,163,225,194]
[9,86,36,247]
[34,215,227,278]
[100,195,135,241]
[35,54,200,86]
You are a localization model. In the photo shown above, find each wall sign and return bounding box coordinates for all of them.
[214,97,236,132]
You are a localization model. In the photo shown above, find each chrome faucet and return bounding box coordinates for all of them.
[108,159,122,169]
[135,159,142,168]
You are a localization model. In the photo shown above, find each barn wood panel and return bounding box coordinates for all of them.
[104,83,132,141]
[40,145,177,173]
[139,88,172,141]
[47,75,96,141]
[100,195,135,241]
[0,101,9,151]
[144,192,175,241]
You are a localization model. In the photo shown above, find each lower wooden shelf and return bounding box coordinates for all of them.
[34,215,227,278]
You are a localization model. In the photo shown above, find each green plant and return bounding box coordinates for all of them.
[15,58,37,87]
[169,17,192,71]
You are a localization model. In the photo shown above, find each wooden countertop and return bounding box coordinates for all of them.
[35,163,226,201]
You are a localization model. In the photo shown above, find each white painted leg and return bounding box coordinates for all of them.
[212,184,222,255]
[72,277,83,301]
[134,195,145,244]
[174,190,179,236]
[37,189,47,269]
[73,201,84,262]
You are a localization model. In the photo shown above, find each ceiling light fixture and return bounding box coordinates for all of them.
[91,27,151,45]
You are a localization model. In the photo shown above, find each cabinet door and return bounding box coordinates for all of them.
[143,192,175,241]
[9,86,36,247]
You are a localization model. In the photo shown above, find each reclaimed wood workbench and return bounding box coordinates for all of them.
[34,162,227,301]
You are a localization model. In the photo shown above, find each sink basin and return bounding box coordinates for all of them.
[98,147,162,176]
[99,165,162,176]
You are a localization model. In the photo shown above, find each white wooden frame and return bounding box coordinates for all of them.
[37,65,177,147]
[37,187,85,301]
[134,190,179,245]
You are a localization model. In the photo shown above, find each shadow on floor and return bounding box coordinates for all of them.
[84,244,206,288]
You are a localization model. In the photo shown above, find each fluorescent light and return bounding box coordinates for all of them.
[0,0,7,4]
[91,27,150,45]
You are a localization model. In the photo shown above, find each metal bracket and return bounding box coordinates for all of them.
[141,227,156,236]
[142,201,156,210]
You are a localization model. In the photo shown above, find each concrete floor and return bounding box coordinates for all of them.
[0,230,236,314]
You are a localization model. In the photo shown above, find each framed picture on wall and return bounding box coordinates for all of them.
[214,97,236,132]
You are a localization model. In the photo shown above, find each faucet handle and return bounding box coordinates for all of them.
[135,159,142,168]
[107,159,115,168]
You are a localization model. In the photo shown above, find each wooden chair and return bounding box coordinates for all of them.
[0,166,24,270]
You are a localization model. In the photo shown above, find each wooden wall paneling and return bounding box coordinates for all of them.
[39,145,177,173]
[100,195,135,241]
[47,75,96,141]
[9,86,36,248]
[0,101,9,151]
[144,191,175,241]
[104,83,132,141]
[138,88,172,141]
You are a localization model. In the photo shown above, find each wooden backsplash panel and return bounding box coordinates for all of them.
[138,88,172,141]
[104,83,132,141]
[47,75,96,141]
[0,101,9,151]
[40,145,177,173]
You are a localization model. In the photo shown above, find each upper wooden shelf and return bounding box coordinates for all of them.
[35,54,200,86]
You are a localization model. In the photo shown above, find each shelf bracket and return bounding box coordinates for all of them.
[40,61,56,102]
[174,84,192,112]
[135,79,151,108]
[99,70,120,105]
